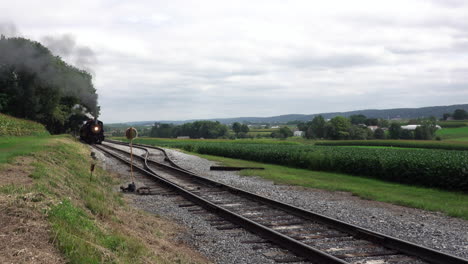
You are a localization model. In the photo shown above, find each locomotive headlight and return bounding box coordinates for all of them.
[92,125,100,133]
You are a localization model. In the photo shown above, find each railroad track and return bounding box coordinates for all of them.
[95,140,468,264]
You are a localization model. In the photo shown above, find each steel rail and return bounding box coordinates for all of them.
[99,140,468,264]
[94,143,348,264]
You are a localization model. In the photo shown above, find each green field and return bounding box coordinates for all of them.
[190,153,468,219]
[436,126,468,141]
[118,137,468,192]
[316,139,468,150]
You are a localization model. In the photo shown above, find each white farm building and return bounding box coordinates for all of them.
[401,125,442,130]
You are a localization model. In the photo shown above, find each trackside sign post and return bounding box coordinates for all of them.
[125,127,138,185]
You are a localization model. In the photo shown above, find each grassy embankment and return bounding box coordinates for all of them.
[0,113,50,137]
[117,137,468,220]
[0,116,207,264]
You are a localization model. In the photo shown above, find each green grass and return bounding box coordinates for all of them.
[1,135,204,264]
[436,126,468,140]
[191,152,468,219]
[0,113,49,136]
[0,136,51,163]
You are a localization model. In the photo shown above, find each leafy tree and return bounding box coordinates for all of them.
[350,114,367,125]
[174,121,227,139]
[414,120,437,140]
[150,123,174,138]
[377,119,389,128]
[388,123,402,139]
[328,116,351,140]
[271,126,293,139]
[232,122,242,134]
[400,129,414,140]
[304,115,326,139]
[365,118,379,126]
[374,128,386,139]
[442,113,451,121]
[240,124,249,133]
[349,126,370,140]
[296,121,307,131]
[453,109,468,120]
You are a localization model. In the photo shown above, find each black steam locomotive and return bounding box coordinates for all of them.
[80,119,105,144]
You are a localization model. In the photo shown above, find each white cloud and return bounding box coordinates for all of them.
[1,0,467,122]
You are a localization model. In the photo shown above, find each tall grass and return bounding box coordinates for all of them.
[0,113,49,136]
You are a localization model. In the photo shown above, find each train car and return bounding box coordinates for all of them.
[80,119,105,144]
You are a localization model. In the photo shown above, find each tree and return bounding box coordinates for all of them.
[377,119,390,128]
[174,121,228,139]
[328,116,351,140]
[442,113,451,121]
[0,36,98,134]
[350,114,367,125]
[240,124,249,133]
[400,129,414,140]
[453,109,468,120]
[349,126,370,140]
[296,121,307,131]
[414,120,437,140]
[271,126,293,139]
[365,118,379,126]
[388,123,402,139]
[150,123,174,138]
[232,122,241,134]
[374,128,386,139]
[304,115,326,139]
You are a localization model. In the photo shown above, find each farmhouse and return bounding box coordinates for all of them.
[294,131,304,137]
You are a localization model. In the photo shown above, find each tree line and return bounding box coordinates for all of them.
[150,121,228,139]
[0,35,99,134]
[297,114,438,140]
[442,109,468,120]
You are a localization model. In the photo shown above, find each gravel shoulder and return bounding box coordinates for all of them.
[162,147,468,259]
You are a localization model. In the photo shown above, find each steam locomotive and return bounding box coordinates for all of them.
[80,119,105,144]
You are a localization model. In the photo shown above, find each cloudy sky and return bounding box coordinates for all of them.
[1,0,468,122]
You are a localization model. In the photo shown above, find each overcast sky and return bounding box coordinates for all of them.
[1,0,468,122]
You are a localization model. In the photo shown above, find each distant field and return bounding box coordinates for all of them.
[437,120,468,128]
[436,126,468,140]
[316,139,468,150]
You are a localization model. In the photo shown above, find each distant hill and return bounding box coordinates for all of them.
[119,103,468,126]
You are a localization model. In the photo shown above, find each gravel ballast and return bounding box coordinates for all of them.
[162,148,468,260]
[94,143,468,263]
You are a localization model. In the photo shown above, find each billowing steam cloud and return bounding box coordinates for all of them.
[41,34,98,76]
[0,22,18,37]
[0,23,99,116]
